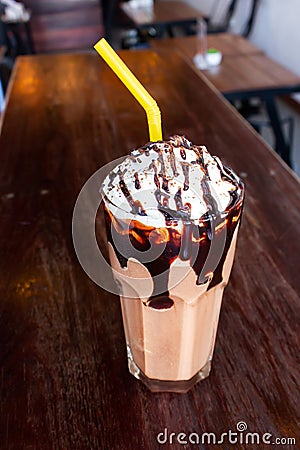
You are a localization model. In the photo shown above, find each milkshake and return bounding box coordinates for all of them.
[102,135,244,393]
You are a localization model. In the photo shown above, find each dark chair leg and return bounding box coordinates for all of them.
[264,97,292,167]
[243,0,260,37]
[102,0,117,42]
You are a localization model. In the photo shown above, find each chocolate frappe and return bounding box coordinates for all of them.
[102,135,244,392]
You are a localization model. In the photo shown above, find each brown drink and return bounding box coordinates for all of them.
[102,136,244,392]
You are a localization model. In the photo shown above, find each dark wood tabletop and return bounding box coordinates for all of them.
[0,50,299,449]
[151,38,300,95]
[202,53,300,96]
[120,0,203,27]
[150,33,263,58]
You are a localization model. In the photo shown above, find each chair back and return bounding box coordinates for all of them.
[207,0,260,36]
[242,0,260,37]
[223,0,238,31]
[206,0,238,33]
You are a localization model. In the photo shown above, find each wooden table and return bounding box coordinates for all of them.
[151,36,300,166]
[0,50,299,449]
[120,0,203,36]
[149,33,263,58]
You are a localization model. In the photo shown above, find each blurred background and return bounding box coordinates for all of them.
[1,0,300,175]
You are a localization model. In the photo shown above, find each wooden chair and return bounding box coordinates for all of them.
[206,0,260,37]
[101,0,118,42]
[163,0,260,41]
[242,0,260,37]
[206,0,238,34]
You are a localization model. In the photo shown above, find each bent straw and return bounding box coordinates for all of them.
[94,38,162,142]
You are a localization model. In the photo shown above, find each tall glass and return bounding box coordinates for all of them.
[103,177,244,393]
[193,18,208,70]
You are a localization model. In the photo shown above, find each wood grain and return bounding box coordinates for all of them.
[151,39,300,95]
[218,53,300,94]
[0,51,299,449]
[150,33,263,58]
[23,0,104,52]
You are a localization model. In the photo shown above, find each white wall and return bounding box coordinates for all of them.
[184,0,300,175]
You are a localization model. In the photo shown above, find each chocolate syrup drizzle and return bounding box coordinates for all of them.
[134,172,141,190]
[118,169,146,216]
[104,136,243,309]
[181,163,190,191]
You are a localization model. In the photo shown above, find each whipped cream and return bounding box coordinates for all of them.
[102,136,241,227]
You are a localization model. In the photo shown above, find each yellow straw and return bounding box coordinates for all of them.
[94,38,162,142]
